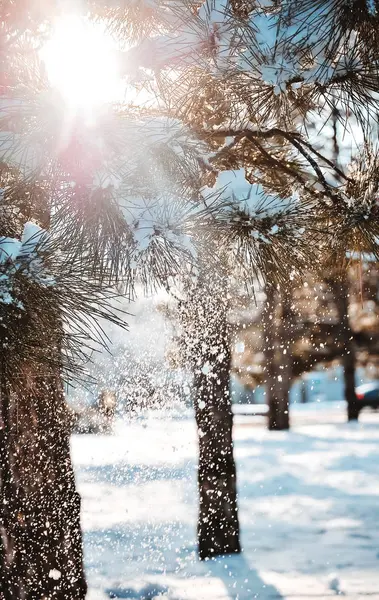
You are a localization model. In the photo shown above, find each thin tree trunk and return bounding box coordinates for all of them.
[331,276,359,421]
[328,110,358,421]
[301,379,307,403]
[263,284,279,429]
[263,285,293,431]
[0,370,87,598]
[275,289,294,429]
[193,299,240,560]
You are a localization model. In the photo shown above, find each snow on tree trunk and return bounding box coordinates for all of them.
[263,285,292,431]
[331,276,359,421]
[0,371,87,598]
[193,295,240,560]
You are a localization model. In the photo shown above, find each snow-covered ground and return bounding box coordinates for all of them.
[72,407,379,599]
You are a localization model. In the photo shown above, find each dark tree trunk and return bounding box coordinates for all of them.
[263,285,293,431]
[328,110,358,421]
[330,276,359,421]
[0,371,87,598]
[301,380,307,404]
[263,284,282,430]
[193,301,240,560]
[0,171,86,598]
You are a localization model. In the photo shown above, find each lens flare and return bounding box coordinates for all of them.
[41,16,121,109]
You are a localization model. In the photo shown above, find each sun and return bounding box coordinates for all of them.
[41,16,121,109]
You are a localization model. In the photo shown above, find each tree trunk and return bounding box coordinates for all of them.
[328,110,359,421]
[301,379,307,404]
[193,303,240,560]
[0,168,86,598]
[263,285,293,431]
[0,369,87,598]
[331,276,359,421]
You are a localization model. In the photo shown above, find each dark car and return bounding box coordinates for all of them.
[356,382,379,414]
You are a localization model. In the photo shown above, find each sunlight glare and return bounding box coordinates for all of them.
[41,16,121,108]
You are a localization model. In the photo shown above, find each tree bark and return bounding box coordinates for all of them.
[330,276,359,421]
[193,299,240,560]
[0,168,86,598]
[328,109,359,421]
[263,285,293,431]
[0,370,87,598]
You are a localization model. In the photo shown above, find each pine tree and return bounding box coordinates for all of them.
[0,8,219,595]
[116,0,379,559]
[0,168,125,596]
[119,0,379,555]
